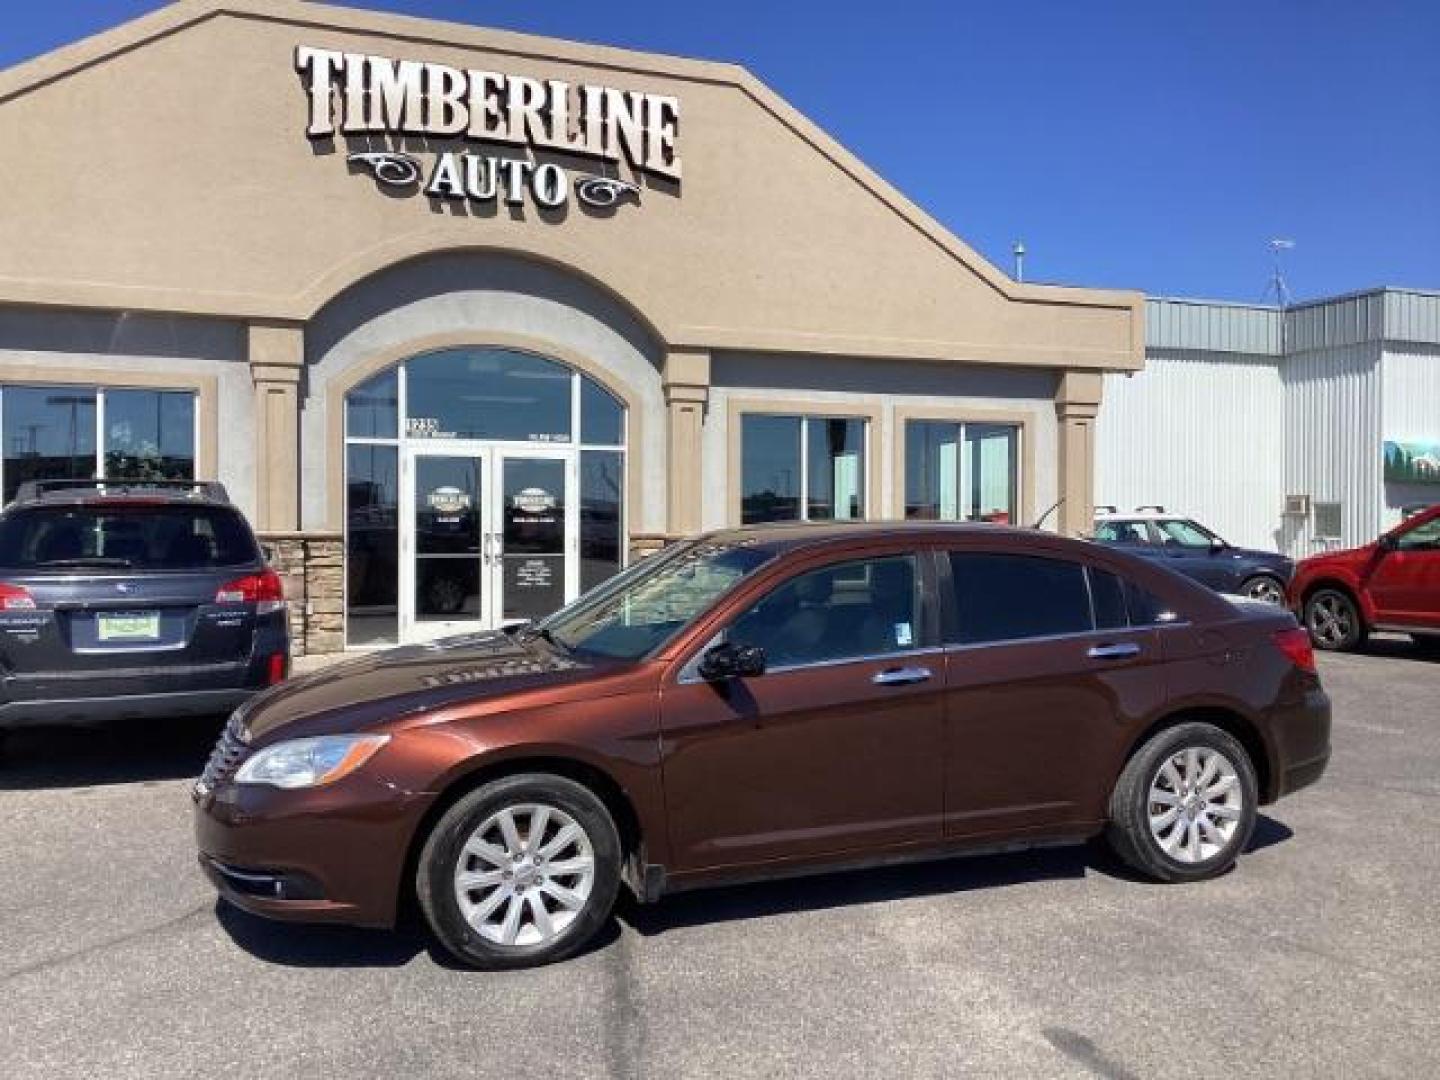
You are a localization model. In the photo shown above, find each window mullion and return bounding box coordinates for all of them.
[798,416,810,522]
[95,387,106,480]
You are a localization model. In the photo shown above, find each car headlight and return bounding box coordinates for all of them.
[234,734,389,789]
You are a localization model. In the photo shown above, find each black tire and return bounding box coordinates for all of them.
[1106,722,1258,883]
[417,773,622,970]
[1303,587,1367,652]
[1238,574,1286,605]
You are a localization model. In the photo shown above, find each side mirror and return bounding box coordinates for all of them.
[1210,540,1227,554]
[1378,534,1398,552]
[697,641,767,682]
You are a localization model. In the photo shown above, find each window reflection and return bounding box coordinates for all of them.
[3,387,98,503]
[742,414,865,525]
[406,349,571,443]
[346,444,399,645]
[581,450,623,593]
[741,415,801,524]
[905,420,1019,524]
[105,389,195,482]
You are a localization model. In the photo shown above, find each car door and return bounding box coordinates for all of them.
[658,550,945,872]
[939,549,1164,838]
[1367,512,1440,625]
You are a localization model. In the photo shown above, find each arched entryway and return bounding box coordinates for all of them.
[343,346,626,646]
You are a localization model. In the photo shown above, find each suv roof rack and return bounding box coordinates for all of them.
[1134,504,1167,514]
[1094,504,1118,515]
[10,478,231,505]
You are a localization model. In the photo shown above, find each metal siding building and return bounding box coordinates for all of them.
[1098,289,1440,557]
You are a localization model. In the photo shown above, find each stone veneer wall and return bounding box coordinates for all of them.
[258,531,344,657]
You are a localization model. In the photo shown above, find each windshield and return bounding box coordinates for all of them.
[0,505,260,571]
[538,538,775,660]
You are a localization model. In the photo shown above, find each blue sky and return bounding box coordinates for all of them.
[4,1,1438,302]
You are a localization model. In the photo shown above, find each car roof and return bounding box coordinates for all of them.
[4,479,234,511]
[690,520,1091,558]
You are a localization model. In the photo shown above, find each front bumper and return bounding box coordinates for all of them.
[193,775,434,928]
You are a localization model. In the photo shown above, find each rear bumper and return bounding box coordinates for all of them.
[0,687,256,729]
[1269,685,1332,801]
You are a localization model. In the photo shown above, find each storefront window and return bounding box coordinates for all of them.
[405,349,572,443]
[581,379,624,447]
[346,368,398,439]
[806,417,865,521]
[581,450,624,593]
[104,389,195,482]
[1,385,197,503]
[905,420,1019,524]
[742,414,866,524]
[346,444,399,645]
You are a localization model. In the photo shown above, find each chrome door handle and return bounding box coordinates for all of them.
[872,666,933,686]
[1088,643,1141,660]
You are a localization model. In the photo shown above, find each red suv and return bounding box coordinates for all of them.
[1290,504,1440,653]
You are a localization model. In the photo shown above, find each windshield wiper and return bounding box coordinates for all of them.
[35,557,136,568]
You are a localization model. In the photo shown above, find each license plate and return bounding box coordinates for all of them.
[97,611,161,642]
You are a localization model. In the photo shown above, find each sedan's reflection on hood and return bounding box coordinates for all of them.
[239,630,595,743]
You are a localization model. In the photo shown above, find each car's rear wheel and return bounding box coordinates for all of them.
[1304,588,1366,651]
[1239,574,1285,605]
[417,774,621,969]
[1107,722,1258,883]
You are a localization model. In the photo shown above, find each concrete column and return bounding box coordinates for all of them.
[1054,370,1103,536]
[249,321,304,532]
[662,348,710,538]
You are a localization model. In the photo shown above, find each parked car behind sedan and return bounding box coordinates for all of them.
[1290,503,1440,652]
[1091,507,1293,603]
[195,522,1330,970]
[0,479,289,739]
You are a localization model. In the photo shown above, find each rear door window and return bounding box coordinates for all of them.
[947,553,1092,645]
[1089,567,1130,630]
[0,506,259,571]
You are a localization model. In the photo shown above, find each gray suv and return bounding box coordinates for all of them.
[0,480,289,736]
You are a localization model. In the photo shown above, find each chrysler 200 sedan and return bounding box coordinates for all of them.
[194,523,1331,969]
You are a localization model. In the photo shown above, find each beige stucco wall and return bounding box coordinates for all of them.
[0,0,1141,375]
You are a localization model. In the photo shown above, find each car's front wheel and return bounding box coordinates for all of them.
[1239,574,1286,605]
[1304,588,1367,651]
[417,774,622,969]
[1107,723,1258,883]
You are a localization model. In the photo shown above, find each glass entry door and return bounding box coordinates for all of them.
[401,445,575,641]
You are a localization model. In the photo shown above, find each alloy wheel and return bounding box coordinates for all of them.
[1146,747,1244,864]
[1307,592,1355,648]
[453,802,596,947]
[1244,577,1285,605]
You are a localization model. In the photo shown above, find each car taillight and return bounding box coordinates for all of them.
[1273,626,1317,674]
[215,569,285,614]
[0,582,36,610]
[265,652,289,686]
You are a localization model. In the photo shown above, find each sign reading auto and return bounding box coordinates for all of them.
[296,47,681,211]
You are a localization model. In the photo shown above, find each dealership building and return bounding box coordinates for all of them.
[4,3,1432,658]
[0,0,1144,654]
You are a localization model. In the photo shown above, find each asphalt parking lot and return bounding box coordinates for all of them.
[1,640,1437,1079]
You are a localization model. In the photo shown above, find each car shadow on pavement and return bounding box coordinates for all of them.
[621,815,1296,937]
[1347,634,1440,664]
[214,896,623,970]
[0,714,227,790]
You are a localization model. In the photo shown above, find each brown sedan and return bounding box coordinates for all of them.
[194,523,1331,968]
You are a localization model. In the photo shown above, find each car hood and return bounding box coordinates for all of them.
[238,631,610,745]
[1297,542,1375,571]
[1230,547,1294,571]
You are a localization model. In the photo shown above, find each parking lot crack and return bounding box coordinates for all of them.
[0,902,210,984]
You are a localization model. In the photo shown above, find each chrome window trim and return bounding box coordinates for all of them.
[942,621,1192,655]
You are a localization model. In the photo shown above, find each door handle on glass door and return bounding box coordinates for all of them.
[872,666,932,686]
[1087,643,1141,660]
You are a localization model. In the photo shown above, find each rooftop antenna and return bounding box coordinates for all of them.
[1012,240,1026,282]
[1262,238,1294,307]
[1262,238,1295,352]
